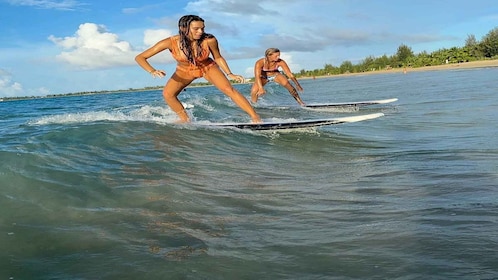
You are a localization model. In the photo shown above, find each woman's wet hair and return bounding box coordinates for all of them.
[178,15,213,64]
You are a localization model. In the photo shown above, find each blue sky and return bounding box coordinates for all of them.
[0,0,497,97]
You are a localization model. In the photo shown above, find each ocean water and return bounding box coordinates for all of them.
[1,68,497,279]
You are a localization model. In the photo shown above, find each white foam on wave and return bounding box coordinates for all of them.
[28,105,180,126]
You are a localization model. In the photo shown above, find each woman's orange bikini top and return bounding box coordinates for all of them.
[169,35,211,65]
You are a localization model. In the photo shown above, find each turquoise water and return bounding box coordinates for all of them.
[1,68,497,279]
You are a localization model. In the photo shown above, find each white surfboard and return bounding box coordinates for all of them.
[199,113,384,131]
[304,98,398,109]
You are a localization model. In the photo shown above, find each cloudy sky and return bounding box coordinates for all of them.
[1,0,497,97]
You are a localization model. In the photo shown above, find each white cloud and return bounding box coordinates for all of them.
[0,70,23,97]
[48,23,136,69]
[143,29,174,47]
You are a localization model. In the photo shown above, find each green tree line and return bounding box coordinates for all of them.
[296,26,498,77]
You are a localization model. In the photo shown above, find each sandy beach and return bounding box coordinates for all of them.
[311,59,498,79]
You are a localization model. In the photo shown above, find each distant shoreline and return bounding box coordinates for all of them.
[303,59,498,80]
